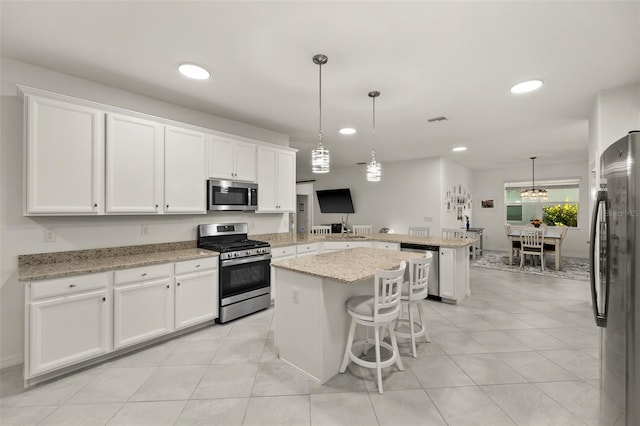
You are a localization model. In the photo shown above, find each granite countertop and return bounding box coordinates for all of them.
[18,241,219,282]
[251,232,477,249]
[271,247,425,284]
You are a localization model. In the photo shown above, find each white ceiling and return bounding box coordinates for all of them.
[2,1,639,176]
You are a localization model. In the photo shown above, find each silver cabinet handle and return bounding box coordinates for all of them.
[155,204,159,208]
[93,203,98,208]
[141,273,147,277]
[195,264,200,268]
[69,284,76,288]
[166,285,170,289]
[102,297,106,302]
[177,282,181,286]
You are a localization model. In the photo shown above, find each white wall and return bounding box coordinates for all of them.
[0,57,290,367]
[472,160,590,259]
[306,157,445,235]
[441,158,474,230]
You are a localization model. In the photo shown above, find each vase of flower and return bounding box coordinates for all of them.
[530,219,543,228]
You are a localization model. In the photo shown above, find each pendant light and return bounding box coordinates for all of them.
[311,54,330,173]
[366,91,382,182]
[520,156,548,201]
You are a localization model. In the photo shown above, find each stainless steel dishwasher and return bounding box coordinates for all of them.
[400,243,440,298]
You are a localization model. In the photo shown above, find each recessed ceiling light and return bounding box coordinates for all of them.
[339,128,356,135]
[178,63,211,80]
[452,146,467,152]
[510,79,543,94]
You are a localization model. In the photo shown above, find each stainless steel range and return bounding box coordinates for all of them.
[197,223,271,323]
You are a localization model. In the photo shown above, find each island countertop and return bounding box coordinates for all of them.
[271,247,424,284]
[252,232,477,249]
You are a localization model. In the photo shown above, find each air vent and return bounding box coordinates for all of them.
[427,116,448,123]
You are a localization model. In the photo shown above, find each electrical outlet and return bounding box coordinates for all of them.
[141,225,149,236]
[44,230,56,242]
[292,287,300,304]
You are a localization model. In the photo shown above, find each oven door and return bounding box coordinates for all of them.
[219,255,271,305]
[208,180,258,211]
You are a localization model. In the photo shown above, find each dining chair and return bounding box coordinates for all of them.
[543,226,568,269]
[408,226,430,237]
[339,261,406,394]
[505,224,520,259]
[352,225,373,235]
[312,225,331,235]
[395,254,432,358]
[520,228,544,271]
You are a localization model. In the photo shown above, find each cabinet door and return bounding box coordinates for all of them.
[233,141,257,182]
[439,248,456,299]
[257,146,278,212]
[175,270,218,329]
[164,126,206,214]
[277,150,296,212]
[113,278,174,349]
[30,289,109,375]
[106,113,164,213]
[25,95,104,214]
[208,136,235,180]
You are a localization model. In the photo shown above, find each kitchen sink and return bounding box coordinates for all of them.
[325,235,369,239]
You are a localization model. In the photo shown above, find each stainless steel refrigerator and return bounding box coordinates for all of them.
[591,130,640,426]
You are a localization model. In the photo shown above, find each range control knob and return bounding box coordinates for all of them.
[246,250,251,255]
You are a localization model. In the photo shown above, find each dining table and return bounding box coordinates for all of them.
[508,229,564,270]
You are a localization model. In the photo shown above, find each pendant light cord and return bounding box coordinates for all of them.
[318,61,323,143]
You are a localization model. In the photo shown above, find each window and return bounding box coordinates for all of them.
[504,179,580,227]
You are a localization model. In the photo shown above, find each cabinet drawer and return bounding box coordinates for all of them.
[272,245,297,258]
[374,241,399,251]
[175,257,218,275]
[30,272,110,300]
[114,263,171,285]
[296,243,320,255]
[323,241,373,250]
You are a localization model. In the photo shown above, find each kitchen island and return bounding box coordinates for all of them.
[271,247,425,384]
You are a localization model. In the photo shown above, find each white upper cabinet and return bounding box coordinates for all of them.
[257,146,296,212]
[105,113,164,214]
[24,95,104,215]
[208,136,257,182]
[164,126,207,214]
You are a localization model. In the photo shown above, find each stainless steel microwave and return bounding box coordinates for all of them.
[207,179,258,211]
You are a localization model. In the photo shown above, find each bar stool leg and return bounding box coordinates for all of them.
[388,322,404,371]
[339,318,357,373]
[417,303,431,343]
[374,326,383,393]
[409,304,417,358]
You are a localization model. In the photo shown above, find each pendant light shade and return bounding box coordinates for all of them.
[367,91,382,182]
[520,157,548,201]
[367,150,381,182]
[311,54,330,174]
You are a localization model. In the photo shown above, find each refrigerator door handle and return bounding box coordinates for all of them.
[589,189,610,327]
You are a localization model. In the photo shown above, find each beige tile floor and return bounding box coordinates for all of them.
[1,267,607,425]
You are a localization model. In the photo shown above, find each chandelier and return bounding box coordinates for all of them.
[366,91,382,182]
[520,156,548,201]
[311,54,330,173]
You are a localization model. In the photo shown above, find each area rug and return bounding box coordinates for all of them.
[471,250,590,281]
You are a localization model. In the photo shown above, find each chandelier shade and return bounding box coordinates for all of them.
[367,91,382,182]
[311,54,330,174]
[520,157,548,201]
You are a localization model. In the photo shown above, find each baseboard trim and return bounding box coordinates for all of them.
[0,354,23,371]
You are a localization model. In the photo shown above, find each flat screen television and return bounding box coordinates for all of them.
[316,188,355,213]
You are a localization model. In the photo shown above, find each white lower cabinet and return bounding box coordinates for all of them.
[113,278,174,350]
[29,288,110,376]
[174,259,219,330]
[439,248,455,299]
[270,245,297,303]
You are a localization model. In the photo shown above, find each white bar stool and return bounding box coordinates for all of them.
[312,225,331,235]
[339,261,406,394]
[395,254,432,357]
